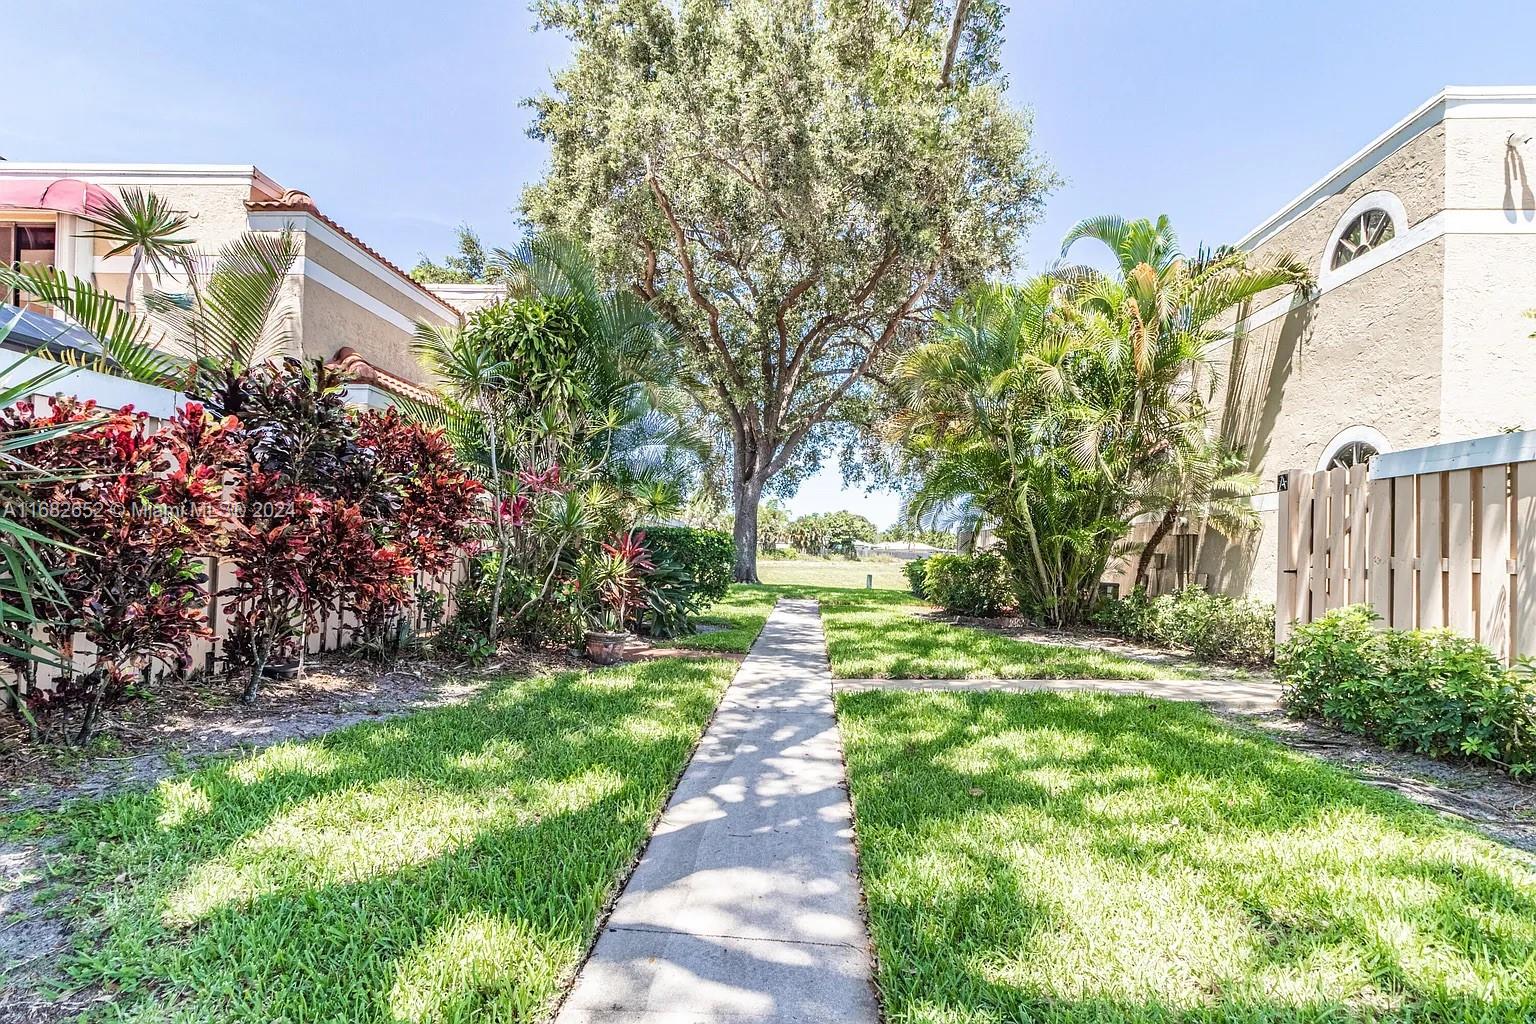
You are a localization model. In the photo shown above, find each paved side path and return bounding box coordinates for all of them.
[834,675,1281,714]
[556,598,880,1024]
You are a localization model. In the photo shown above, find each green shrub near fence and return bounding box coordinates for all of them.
[1277,605,1536,776]
[1093,586,1274,666]
[922,553,1013,617]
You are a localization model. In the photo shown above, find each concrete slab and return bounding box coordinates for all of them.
[554,598,879,1024]
[832,675,1282,714]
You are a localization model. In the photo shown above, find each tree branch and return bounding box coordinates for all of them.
[940,0,973,88]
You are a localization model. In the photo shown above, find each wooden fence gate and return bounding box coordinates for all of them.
[1277,432,1536,663]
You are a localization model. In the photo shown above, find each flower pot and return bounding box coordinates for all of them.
[584,630,629,666]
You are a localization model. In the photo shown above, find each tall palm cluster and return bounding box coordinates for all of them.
[894,216,1310,624]
[411,234,709,639]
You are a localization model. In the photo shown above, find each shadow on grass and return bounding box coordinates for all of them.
[839,689,1536,1024]
[46,658,737,1023]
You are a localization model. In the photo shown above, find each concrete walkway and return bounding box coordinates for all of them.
[555,599,879,1024]
[834,674,1281,714]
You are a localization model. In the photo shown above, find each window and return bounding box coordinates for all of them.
[1325,440,1378,470]
[1330,209,1395,269]
[1,221,58,313]
[1317,425,1390,473]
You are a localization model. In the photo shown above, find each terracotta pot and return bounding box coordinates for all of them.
[584,630,629,666]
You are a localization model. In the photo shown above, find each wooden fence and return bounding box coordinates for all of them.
[1102,518,1206,598]
[1277,435,1536,663]
[13,561,469,698]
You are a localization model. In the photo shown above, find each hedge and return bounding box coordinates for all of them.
[1093,586,1275,667]
[1277,605,1536,776]
[643,526,734,603]
[922,553,1012,617]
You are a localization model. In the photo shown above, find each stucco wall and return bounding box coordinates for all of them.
[1203,239,1448,599]
[303,234,455,328]
[298,276,423,384]
[1441,232,1536,437]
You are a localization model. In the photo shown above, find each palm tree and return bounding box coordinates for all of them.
[1130,441,1260,591]
[411,321,516,640]
[83,187,194,309]
[0,229,299,390]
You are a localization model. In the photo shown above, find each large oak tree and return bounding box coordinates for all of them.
[525,0,1052,579]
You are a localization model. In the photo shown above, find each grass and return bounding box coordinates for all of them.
[816,588,1191,680]
[758,556,909,590]
[839,689,1536,1024]
[12,657,738,1023]
[667,585,798,654]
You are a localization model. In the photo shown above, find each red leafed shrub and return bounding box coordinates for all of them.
[0,399,240,742]
[353,408,484,578]
[221,469,327,703]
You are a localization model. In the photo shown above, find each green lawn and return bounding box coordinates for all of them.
[817,588,1188,680]
[758,556,909,590]
[839,689,1536,1024]
[14,658,736,1023]
[667,584,798,653]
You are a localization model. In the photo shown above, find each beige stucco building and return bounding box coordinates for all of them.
[0,162,463,397]
[1163,86,1536,602]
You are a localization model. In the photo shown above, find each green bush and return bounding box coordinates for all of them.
[1093,586,1275,666]
[902,557,929,599]
[644,526,733,603]
[1277,606,1536,776]
[923,553,1012,616]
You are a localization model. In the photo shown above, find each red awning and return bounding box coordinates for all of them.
[0,177,115,217]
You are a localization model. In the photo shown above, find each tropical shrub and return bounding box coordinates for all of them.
[1277,606,1536,775]
[0,399,241,741]
[923,553,1012,617]
[1093,586,1274,666]
[902,557,930,599]
[643,527,733,604]
[895,218,1309,625]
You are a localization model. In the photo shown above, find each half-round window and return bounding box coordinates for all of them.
[1330,209,1396,269]
[1325,440,1378,470]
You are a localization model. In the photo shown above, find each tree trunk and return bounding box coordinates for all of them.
[731,476,764,583]
[75,669,108,745]
[1134,506,1180,592]
[124,247,144,309]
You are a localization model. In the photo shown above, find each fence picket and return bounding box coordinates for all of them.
[1446,470,1475,636]
[1348,465,1369,604]
[1517,461,1536,660]
[1417,472,1445,629]
[1480,466,1513,661]
[1367,477,1392,623]
[1390,476,1416,629]
[1326,467,1348,612]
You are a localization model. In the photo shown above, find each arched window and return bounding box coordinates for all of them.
[1330,209,1395,269]
[1325,440,1379,469]
[1316,425,1391,473]
[1319,191,1407,284]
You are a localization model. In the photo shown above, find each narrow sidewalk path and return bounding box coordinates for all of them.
[556,598,880,1024]
[834,674,1280,714]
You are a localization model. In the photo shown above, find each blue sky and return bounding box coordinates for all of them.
[10,0,1536,527]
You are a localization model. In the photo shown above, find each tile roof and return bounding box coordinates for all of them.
[246,190,460,318]
[328,346,440,407]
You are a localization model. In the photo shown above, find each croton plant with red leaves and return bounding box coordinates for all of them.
[0,398,241,742]
[353,407,484,578]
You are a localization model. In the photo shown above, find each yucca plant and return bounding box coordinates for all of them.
[82,186,194,308]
